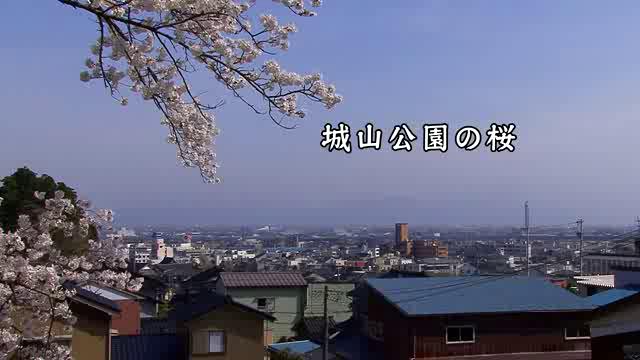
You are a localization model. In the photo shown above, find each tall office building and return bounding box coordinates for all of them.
[395,223,409,252]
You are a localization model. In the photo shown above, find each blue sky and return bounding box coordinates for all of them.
[1,1,640,226]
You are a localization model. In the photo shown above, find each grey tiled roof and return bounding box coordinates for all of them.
[367,276,596,316]
[171,292,276,322]
[297,316,338,343]
[220,272,307,288]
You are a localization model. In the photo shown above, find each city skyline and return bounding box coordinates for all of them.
[3,1,640,225]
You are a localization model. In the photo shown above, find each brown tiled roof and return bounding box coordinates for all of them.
[220,272,307,288]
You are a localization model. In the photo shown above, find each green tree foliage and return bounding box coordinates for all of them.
[157,302,173,319]
[0,167,97,255]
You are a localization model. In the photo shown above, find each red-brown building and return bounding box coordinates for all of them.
[365,276,595,360]
[345,260,367,269]
[412,240,449,259]
[83,283,144,335]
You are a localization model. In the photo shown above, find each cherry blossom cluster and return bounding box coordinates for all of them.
[0,192,142,360]
[60,0,342,182]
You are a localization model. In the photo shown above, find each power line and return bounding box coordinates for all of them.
[527,222,578,230]
[577,218,584,275]
[524,201,530,277]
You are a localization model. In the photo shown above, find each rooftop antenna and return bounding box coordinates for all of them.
[577,219,584,275]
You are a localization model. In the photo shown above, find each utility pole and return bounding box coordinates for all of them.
[323,285,329,360]
[475,242,479,275]
[524,201,530,277]
[577,219,584,275]
[635,217,640,256]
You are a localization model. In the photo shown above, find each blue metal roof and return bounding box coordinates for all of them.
[269,340,320,354]
[330,326,384,360]
[366,276,596,316]
[589,289,639,307]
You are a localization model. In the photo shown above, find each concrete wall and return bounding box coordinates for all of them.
[614,269,640,288]
[111,299,141,335]
[70,303,112,360]
[305,283,354,323]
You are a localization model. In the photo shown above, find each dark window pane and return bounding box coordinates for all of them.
[580,326,590,337]
[447,327,460,342]
[566,328,579,338]
[461,327,474,341]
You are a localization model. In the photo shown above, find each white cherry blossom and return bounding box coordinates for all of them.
[0,192,141,360]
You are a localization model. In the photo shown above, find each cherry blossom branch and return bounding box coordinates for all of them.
[56,0,342,183]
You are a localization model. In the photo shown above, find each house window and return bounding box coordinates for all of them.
[208,331,225,353]
[256,298,275,312]
[367,320,383,341]
[446,326,475,344]
[257,298,267,310]
[565,326,590,340]
[192,330,225,354]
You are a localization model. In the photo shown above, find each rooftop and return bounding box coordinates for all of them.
[220,272,307,288]
[269,340,320,355]
[63,281,121,314]
[296,316,338,343]
[574,275,615,288]
[366,276,596,316]
[112,334,186,360]
[171,292,276,322]
[589,288,639,307]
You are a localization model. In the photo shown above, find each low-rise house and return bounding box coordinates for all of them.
[348,270,427,337]
[582,253,640,275]
[67,285,122,360]
[112,292,275,360]
[84,282,145,335]
[364,276,595,360]
[396,257,463,275]
[588,266,640,359]
[8,282,120,360]
[216,272,308,343]
[174,292,276,360]
[588,288,640,360]
[24,282,123,360]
